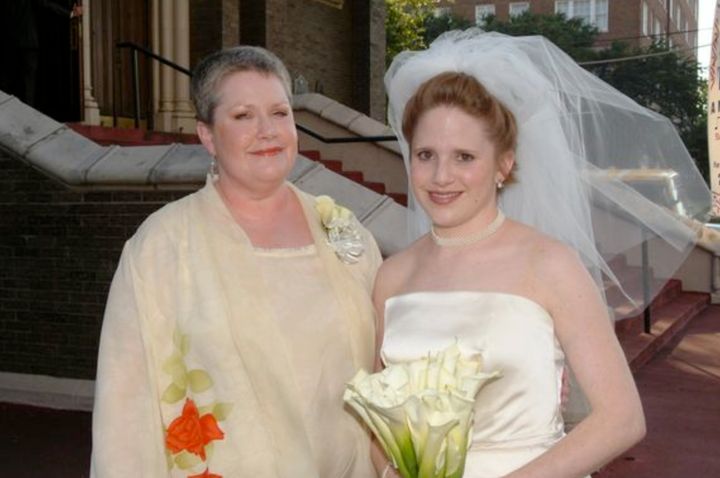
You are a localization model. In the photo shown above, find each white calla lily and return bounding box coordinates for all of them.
[345,343,500,478]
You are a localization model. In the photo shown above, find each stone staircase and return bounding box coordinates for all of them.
[300,150,407,206]
[67,123,200,146]
[609,266,710,373]
[64,125,709,373]
[66,124,409,206]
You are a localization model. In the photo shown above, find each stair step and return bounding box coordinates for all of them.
[299,150,321,161]
[342,170,364,182]
[388,193,408,206]
[298,149,407,205]
[617,291,710,373]
[614,279,683,333]
[67,123,200,146]
[363,181,386,194]
[320,159,343,173]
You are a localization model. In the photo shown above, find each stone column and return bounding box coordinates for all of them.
[155,0,176,131]
[82,0,101,124]
[172,0,196,133]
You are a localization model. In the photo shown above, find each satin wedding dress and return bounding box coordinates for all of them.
[382,291,585,478]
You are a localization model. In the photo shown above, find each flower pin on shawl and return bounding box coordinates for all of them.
[315,195,365,264]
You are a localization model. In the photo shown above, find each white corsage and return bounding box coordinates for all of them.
[315,195,365,264]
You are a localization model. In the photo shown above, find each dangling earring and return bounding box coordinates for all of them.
[210,157,219,178]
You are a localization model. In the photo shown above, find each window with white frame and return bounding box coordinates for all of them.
[642,1,648,36]
[509,2,530,17]
[554,0,608,32]
[434,7,451,17]
[654,17,662,36]
[676,6,681,30]
[475,4,496,25]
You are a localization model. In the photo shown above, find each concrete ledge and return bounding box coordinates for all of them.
[150,144,210,185]
[293,165,384,220]
[361,198,409,256]
[294,92,401,155]
[0,371,94,412]
[0,97,64,156]
[319,102,363,128]
[24,127,108,185]
[288,155,321,182]
[0,92,408,256]
[87,145,172,185]
[293,93,334,113]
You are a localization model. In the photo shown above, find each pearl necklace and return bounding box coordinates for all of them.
[431,211,505,247]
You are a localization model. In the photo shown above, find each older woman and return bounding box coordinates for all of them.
[373,30,704,478]
[91,46,381,477]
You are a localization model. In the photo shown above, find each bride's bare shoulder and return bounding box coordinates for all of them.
[374,235,430,298]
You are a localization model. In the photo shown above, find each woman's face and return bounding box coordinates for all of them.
[410,105,513,235]
[197,70,297,196]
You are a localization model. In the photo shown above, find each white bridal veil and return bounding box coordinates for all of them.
[385,30,710,320]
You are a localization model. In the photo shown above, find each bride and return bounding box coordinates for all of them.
[373,30,706,478]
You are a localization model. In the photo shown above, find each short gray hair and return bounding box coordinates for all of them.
[191,46,292,124]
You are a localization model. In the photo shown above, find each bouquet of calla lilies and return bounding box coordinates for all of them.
[344,343,500,478]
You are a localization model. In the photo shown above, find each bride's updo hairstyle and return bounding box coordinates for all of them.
[401,71,518,184]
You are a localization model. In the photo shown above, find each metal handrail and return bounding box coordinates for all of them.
[296,124,396,143]
[116,42,191,75]
[114,41,398,144]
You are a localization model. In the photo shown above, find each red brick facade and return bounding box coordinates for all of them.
[190,0,386,121]
[440,0,698,53]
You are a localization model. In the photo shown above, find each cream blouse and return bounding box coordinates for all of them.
[255,245,375,477]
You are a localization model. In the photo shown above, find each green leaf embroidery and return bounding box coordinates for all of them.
[213,402,234,421]
[174,450,202,470]
[162,353,188,388]
[161,383,186,404]
[180,334,191,356]
[188,369,213,393]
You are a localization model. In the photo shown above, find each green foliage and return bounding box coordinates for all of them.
[386,7,707,178]
[423,12,473,46]
[482,12,598,61]
[588,41,708,182]
[386,0,436,64]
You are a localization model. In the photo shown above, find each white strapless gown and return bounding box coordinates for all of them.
[382,291,568,478]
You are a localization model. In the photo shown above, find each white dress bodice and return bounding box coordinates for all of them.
[382,291,567,478]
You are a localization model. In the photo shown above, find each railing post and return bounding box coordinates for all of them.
[131,49,141,128]
[641,228,652,333]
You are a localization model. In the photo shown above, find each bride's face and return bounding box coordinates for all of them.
[410,105,513,236]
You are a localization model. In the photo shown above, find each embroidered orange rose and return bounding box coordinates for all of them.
[189,469,222,478]
[166,398,224,460]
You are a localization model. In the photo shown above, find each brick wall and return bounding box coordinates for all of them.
[443,0,697,53]
[266,0,386,121]
[0,152,192,380]
[189,0,386,121]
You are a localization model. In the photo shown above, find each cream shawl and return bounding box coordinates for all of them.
[91,179,381,477]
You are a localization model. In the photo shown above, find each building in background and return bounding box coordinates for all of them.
[11,0,386,130]
[439,0,699,54]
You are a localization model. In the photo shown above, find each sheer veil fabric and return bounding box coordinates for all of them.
[385,30,710,319]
